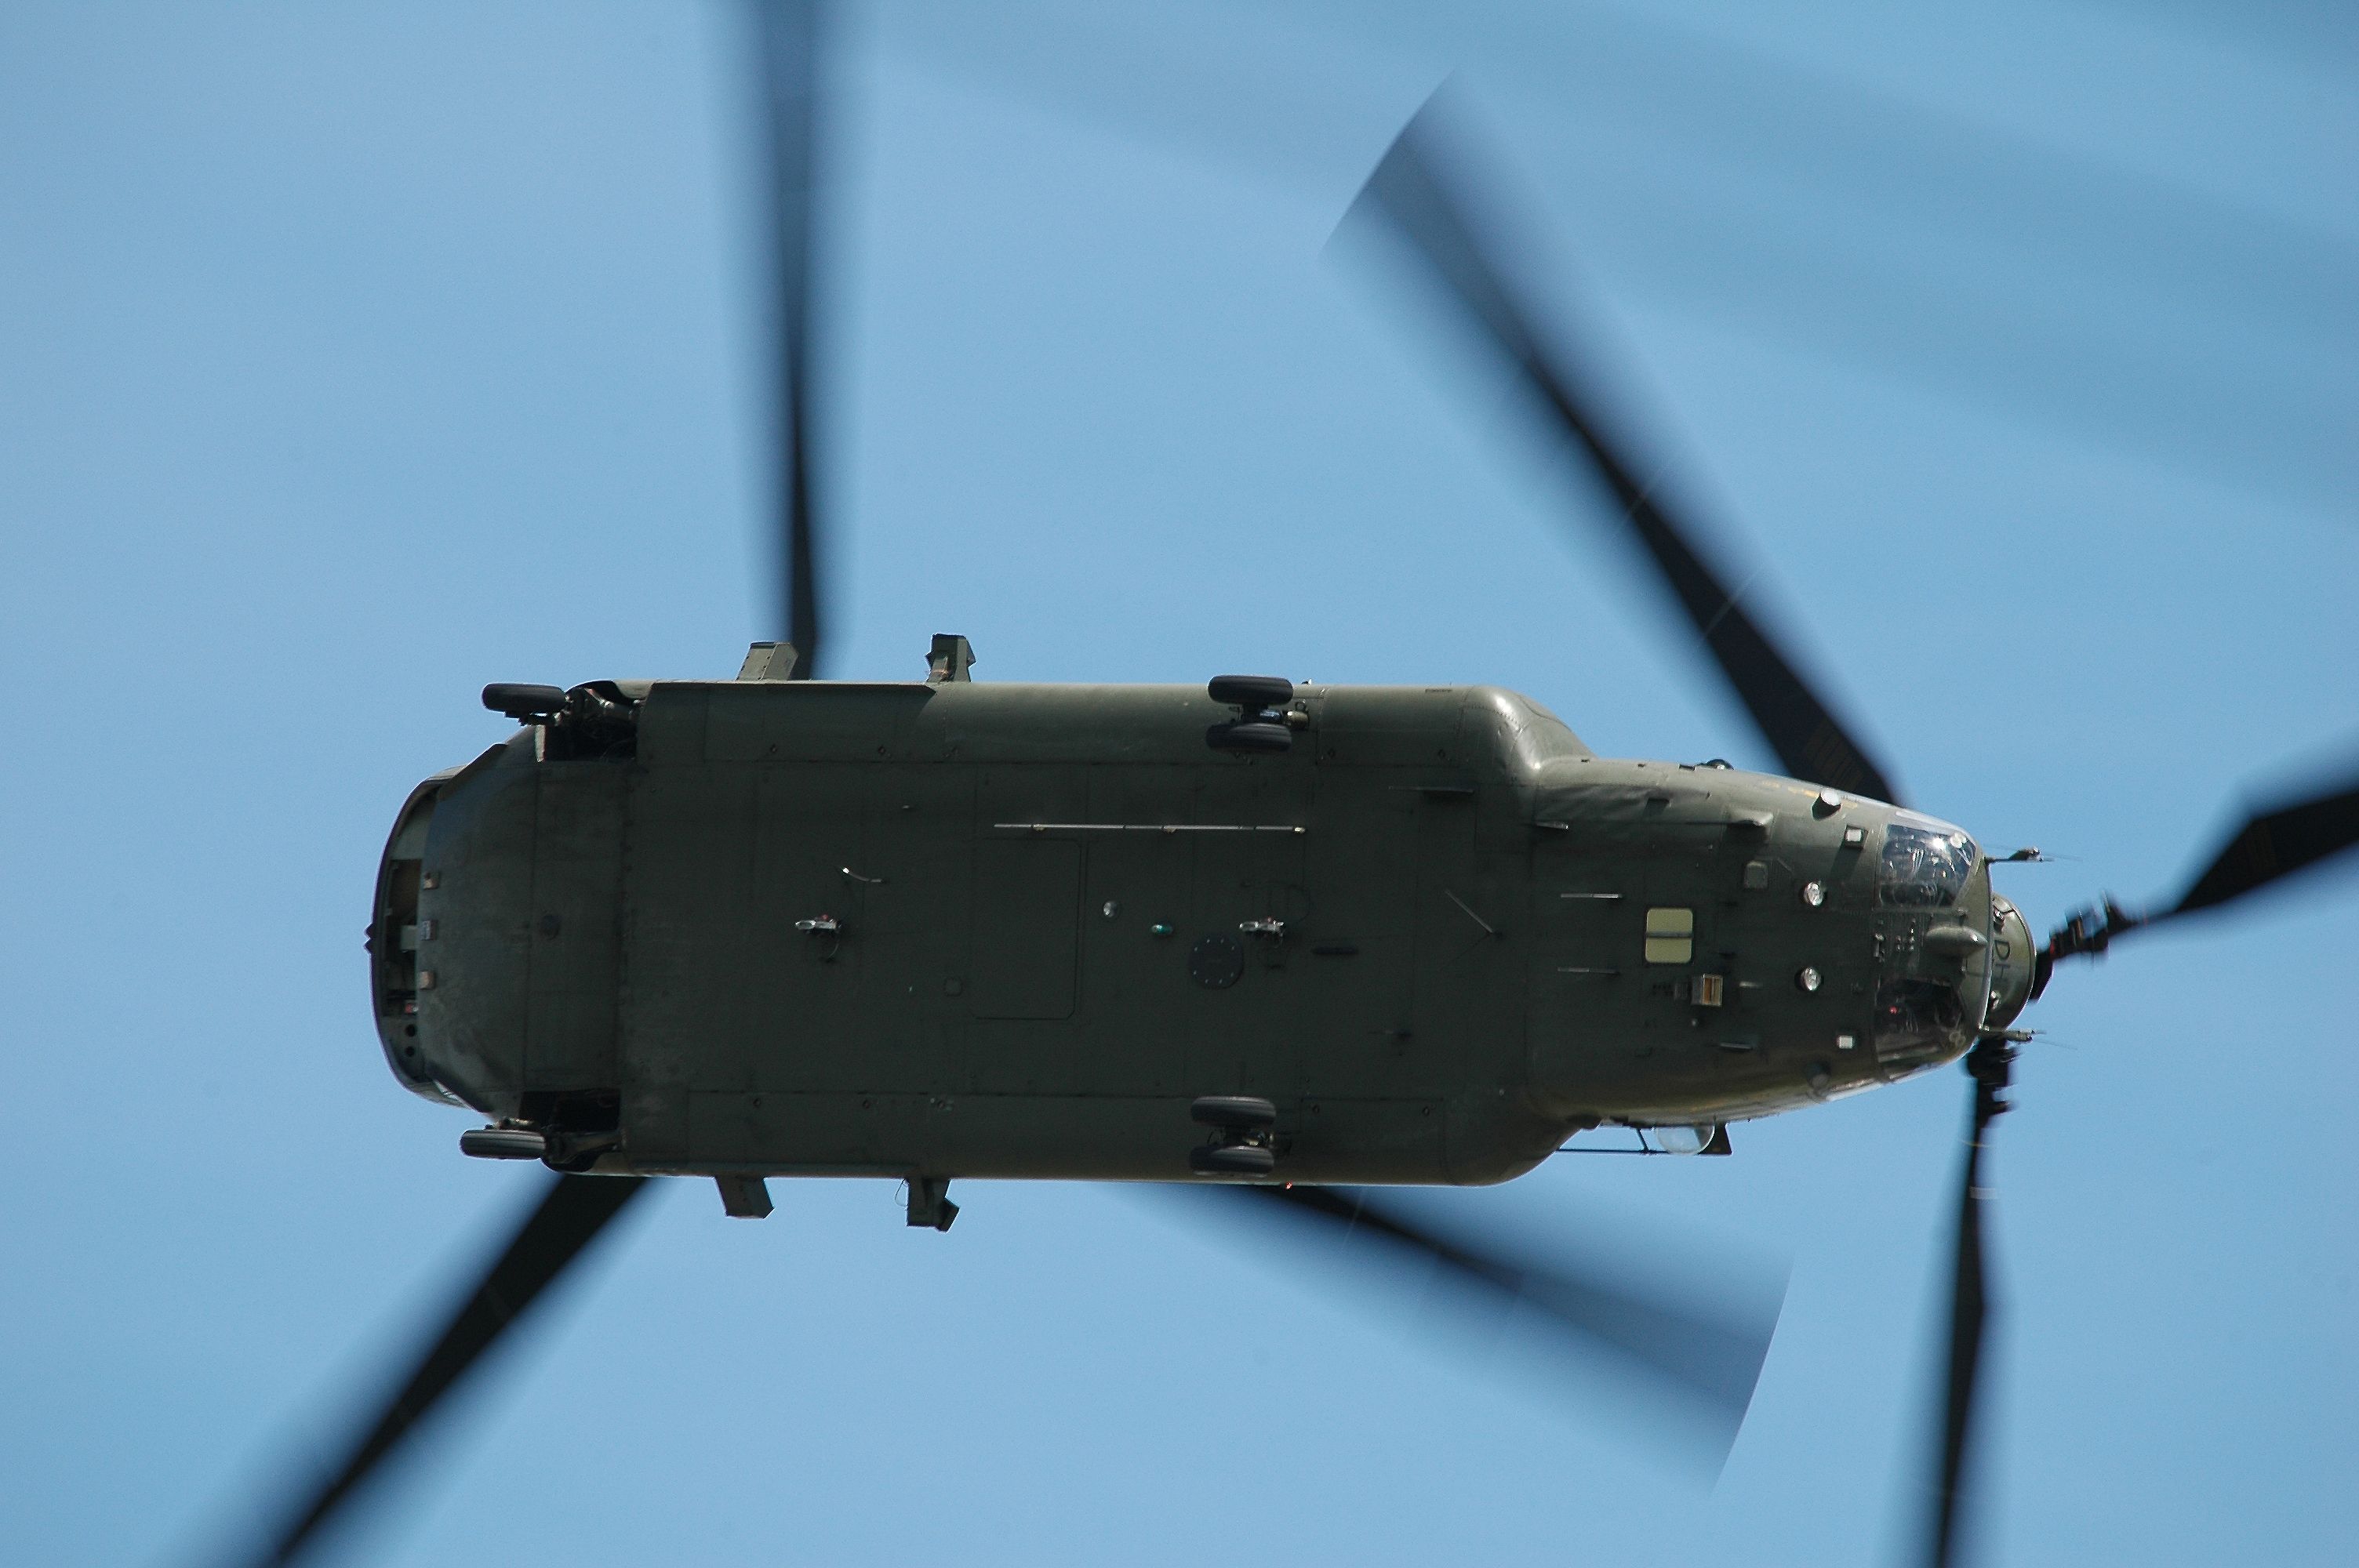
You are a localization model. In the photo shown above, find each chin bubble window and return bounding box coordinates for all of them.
[1874,977,1966,1062]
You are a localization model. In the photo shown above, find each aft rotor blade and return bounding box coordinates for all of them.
[1225,1184,1783,1450]
[2165,772,2359,919]
[248,1174,649,1566]
[1348,103,1901,805]
[754,0,824,676]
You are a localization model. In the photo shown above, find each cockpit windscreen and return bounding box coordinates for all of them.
[1879,821,1979,907]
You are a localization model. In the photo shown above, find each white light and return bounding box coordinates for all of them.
[1641,1125,1718,1156]
[1800,880,1826,907]
[1796,966,1823,992]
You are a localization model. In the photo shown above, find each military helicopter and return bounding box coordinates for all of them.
[236,13,2359,1568]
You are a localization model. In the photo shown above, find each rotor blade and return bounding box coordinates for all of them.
[249,1174,649,1566]
[1220,1184,1783,1449]
[1929,1115,1992,1568]
[2165,772,2359,919]
[1347,102,1901,805]
[2032,767,2359,997]
[754,0,823,676]
[1926,1042,2012,1568]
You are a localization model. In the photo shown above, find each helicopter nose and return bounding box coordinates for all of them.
[1983,893,2037,1030]
[1866,811,1990,1073]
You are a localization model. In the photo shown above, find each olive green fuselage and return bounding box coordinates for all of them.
[373,678,2008,1185]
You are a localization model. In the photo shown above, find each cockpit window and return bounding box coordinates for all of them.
[1873,978,1965,1062]
[1879,822,1978,907]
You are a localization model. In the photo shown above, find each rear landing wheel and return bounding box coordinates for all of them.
[1189,1144,1277,1176]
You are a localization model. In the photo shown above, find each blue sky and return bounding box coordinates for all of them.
[2,2,2353,1564]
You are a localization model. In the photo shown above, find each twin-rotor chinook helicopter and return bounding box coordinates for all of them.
[237,16,2359,1568]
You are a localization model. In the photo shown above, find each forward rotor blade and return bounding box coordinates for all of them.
[2034,766,2359,996]
[1926,1041,2012,1568]
[248,1174,649,1566]
[1223,1184,1783,1451]
[754,0,824,676]
[2165,772,2359,919]
[1348,103,1901,805]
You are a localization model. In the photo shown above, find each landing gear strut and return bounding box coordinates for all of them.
[906,1176,959,1232]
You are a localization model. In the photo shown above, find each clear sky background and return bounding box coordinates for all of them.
[2,2,2354,1564]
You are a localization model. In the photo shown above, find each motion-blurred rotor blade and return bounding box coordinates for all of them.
[2165,771,2359,918]
[1347,102,1900,805]
[247,1174,649,1566]
[1224,1184,1783,1450]
[1925,1040,2013,1568]
[2033,765,2359,996]
[754,0,824,676]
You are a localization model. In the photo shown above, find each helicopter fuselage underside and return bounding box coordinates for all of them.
[371,677,1993,1185]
